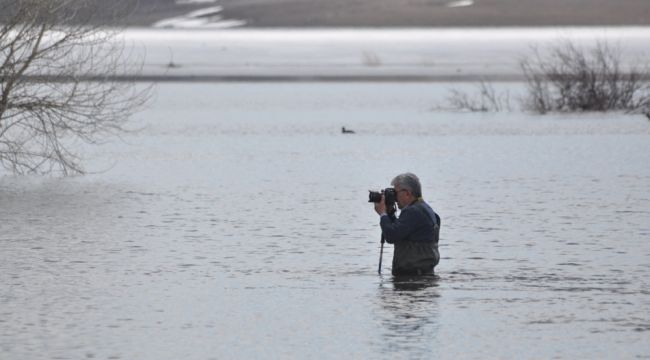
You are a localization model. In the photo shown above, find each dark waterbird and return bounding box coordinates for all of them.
[341,126,356,134]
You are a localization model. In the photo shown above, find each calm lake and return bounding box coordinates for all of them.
[2,82,649,359]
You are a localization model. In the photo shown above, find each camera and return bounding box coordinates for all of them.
[368,187,397,207]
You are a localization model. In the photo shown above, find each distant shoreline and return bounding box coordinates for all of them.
[39,26,650,83]
[25,73,650,83]
[160,0,650,28]
[3,0,648,28]
[94,0,650,28]
[24,74,524,83]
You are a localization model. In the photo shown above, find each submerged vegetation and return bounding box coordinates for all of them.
[446,81,512,112]
[521,41,650,114]
[447,41,650,115]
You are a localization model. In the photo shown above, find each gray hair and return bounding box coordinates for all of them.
[391,172,422,198]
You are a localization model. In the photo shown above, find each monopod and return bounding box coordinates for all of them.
[377,204,395,275]
[378,233,385,275]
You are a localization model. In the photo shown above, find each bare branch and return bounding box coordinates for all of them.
[445,80,512,113]
[520,40,650,114]
[1,0,151,175]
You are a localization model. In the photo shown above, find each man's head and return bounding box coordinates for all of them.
[391,172,422,209]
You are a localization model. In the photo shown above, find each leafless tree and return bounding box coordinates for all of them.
[521,41,650,114]
[0,0,150,175]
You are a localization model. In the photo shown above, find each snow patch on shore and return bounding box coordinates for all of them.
[153,5,246,29]
[175,0,217,4]
[446,0,474,8]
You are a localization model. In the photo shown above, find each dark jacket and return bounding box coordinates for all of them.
[380,200,440,276]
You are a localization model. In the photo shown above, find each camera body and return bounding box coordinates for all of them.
[368,187,397,208]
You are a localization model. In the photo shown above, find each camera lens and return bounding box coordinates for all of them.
[368,191,382,203]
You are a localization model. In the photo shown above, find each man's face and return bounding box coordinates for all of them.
[393,185,412,210]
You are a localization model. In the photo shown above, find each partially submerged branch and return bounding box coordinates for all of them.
[520,41,650,114]
[443,40,650,116]
[445,81,512,112]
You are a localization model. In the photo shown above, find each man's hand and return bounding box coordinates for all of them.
[374,195,386,215]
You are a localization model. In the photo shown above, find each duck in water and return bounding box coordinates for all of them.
[341,126,355,134]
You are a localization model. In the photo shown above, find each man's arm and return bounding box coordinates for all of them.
[379,207,419,244]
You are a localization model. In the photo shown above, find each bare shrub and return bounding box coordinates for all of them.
[446,81,512,112]
[0,0,150,175]
[521,41,650,114]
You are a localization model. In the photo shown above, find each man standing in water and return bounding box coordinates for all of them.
[374,173,440,276]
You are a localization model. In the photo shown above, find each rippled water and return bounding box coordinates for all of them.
[2,83,649,359]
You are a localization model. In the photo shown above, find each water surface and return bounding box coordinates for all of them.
[2,83,649,359]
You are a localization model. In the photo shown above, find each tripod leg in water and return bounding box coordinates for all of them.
[378,234,385,275]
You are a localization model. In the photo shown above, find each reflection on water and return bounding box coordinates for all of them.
[376,276,440,355]
[1,83,650,359]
